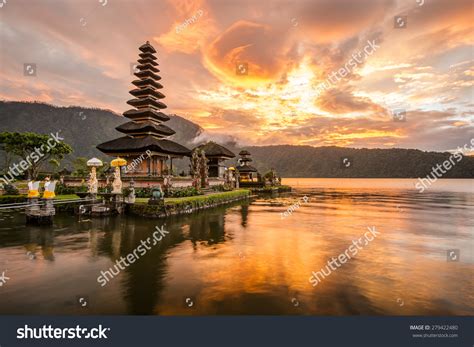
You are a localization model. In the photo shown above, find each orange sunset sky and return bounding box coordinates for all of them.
[0,0,472,151]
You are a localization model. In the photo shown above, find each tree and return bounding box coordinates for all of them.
[72,157,88,177]
[0,132,73,180]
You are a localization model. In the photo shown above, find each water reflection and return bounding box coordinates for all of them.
[0,179,472,315]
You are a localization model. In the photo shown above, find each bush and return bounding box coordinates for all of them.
[167,186,201,198]
[135,187,153,198]
[55,183,76,195]
[75,184,88,193]
[211,184,232,192]
[0,195,27,204]
[3,184,19,195]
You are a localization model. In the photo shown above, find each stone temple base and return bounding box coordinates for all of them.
[26,213,54,225]
[91,204,112,217]
[25,199,55,225]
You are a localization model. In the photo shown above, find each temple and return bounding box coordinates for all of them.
[97,41,190,177]
[236,150,258,182]
[193,142,235,179]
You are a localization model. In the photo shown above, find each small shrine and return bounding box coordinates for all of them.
[236,150,259,183]
[192,142,235,179]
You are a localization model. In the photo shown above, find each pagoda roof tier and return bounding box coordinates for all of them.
[138,52,157,60]
[127,97,167,109]
[139,41,157,54]
[239,150,251,156]
[137,58,159,66]
[194,142,235,159]
[132,78,163,89]
[116,121,176,137]
[97,136,191,157]
[129,87,165,99]
[134,69,162,81]
[123,108,170,122]
[240,157,253,162]
[136,63,160,73]
[236,164,258,173]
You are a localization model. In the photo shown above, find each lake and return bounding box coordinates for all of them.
[0,178,472,315]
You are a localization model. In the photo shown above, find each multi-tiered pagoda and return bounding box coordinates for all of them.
[236,150,258,182]
[97,41,191,177]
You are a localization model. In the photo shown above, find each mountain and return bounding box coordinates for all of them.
[0,101,473,178]
[0,101,202,162]
[243,145,474,178]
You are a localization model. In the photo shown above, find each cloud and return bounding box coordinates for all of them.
[317,87,388,115]
[155,0,217,54]
[0,0,472,152]
[203,20,291,86]
[297,0,395,42]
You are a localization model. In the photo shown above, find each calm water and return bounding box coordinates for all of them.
[0,178,472,315]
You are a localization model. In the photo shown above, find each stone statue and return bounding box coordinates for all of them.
[112,167,122,194]
[149,184,164,205]
[235,170,240,189]
[271,168,278,185]
[163,175,172,193]
[87,158,103,195]
[88,167,98,194]
[191,150,202,189]
[153,185,163,199]
[229,169,235,188]
[224,169,230,185]
[200,150,209,188]
[125,180,136,204]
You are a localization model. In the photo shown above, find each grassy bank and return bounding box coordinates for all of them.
[130,189,251,218]
[249,185,292,193]
[165,189,250,206]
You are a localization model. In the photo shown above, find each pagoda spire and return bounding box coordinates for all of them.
[119,41,173,138]
[97,40,191,163]
[126,41,167,112]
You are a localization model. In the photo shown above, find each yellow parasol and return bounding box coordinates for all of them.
[111,157,127,167]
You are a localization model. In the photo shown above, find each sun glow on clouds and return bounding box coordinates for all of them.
[196,52,407,146]
[198,58,330,128]
[0,0,473,151]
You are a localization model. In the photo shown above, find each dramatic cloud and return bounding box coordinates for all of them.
[203,20,293,87]
[0,0,472,151]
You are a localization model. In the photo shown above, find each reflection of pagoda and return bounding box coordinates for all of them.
[236,150,258,182]
[97,41,190,176]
